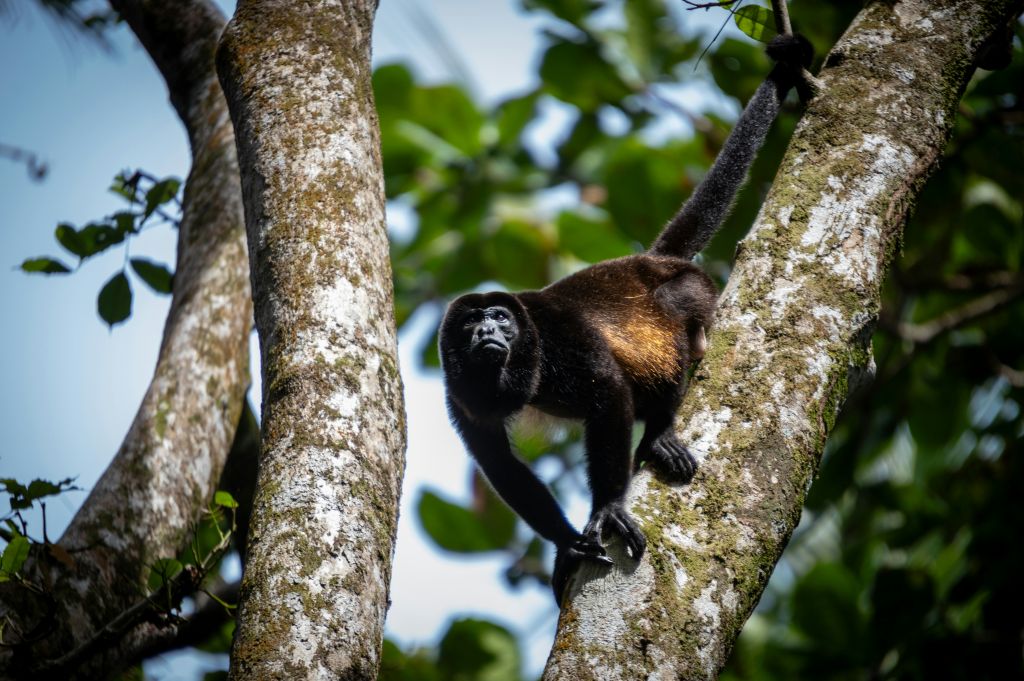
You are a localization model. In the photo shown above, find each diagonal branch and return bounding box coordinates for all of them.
[545,1,1022,679]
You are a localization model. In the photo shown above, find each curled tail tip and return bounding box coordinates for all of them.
[766,33,816,100]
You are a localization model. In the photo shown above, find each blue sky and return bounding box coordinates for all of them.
[0,1,738,677]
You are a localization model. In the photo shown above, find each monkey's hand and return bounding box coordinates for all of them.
[583,501,647,561]
[642,432,697,483]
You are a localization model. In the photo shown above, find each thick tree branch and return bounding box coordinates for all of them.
[217,0,407,678]
[0,1,251,678]
[545,1,1021,679]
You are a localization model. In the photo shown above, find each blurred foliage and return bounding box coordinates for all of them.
[379,0,1024,678]
[0,0,118,46]
[381,618,523,681]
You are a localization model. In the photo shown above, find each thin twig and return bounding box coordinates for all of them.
[897,284,1024,345]
[769,0,791,35]
[682,0,736,9]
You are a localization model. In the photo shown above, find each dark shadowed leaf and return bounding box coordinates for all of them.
[56,222,125,259]
[557,210,633,262]
[540,39,633,112]
[147,558,183,592]
[437,618,522,681]
[495,91,540,149]
[20,257,71,274]
[144,178,181,218]
[130,258,173,294]
[522,0,601,26]
[98,271,132,327]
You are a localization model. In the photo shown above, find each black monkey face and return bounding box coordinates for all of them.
[461,306,519,361]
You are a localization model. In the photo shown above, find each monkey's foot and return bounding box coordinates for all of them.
[584,502,646,560]
[645,432,697,483]
[552,534,613,605]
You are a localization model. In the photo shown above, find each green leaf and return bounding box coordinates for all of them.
[557,210,633,262]
[418,490,512,553]
[20,257,71,274]
[540,39,633,112]
[147,558,183,591]
[522,0,601,26]
[437,618,521,681]
[372,63,415,115]
[55,223,86,257]
[0,536,30,576]
[410,85,485,157]
[733,6,778,43]
[482,219,550,289]
[708,38,769,101]
[97,271,132,327]
[144,178,181,218]
[25,479,62,500]
[56,222,126,259]
[494,91,540,149]
[214,491,239,509]
[130,258,173,294]
[109,173,138,202]
[791,562,866,657]
[112,211,137,235]
[0,478,29,510]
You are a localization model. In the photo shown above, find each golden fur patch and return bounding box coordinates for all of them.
[598,314,679,384]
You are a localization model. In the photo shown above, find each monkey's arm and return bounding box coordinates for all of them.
[449,401,593,551]
[650,34,812,259]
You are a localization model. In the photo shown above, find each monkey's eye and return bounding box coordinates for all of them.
[493,310,508,322]
[462,311,483,327]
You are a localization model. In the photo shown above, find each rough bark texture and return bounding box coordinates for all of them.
[545,1,1020,679]
[0,1,251,678]
[216,1,406,678]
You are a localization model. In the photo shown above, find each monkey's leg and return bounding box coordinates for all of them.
[580,393,647,560]
[634,274,711,483]
[635,393,698,484]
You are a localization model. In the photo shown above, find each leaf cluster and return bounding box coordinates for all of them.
[20,170,179,327]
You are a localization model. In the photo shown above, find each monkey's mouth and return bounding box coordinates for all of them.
[473,338,509,355]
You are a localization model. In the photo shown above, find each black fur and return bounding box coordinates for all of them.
[440,35,812,604]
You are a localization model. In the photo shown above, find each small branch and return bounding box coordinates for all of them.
[32,510,234,675]
[0,143,48,181]
[994,360,1024,388]
[681,0,736,9]
[769,0,791,35]
[896,285,1024,345]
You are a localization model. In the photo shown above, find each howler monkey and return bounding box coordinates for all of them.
[440,34,812,602]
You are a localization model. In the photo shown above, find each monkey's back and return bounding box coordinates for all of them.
[535,254,716,387]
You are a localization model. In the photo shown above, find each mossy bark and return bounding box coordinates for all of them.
[216,1,406,679]
[0,1,252,679]
[544,1,1020,678]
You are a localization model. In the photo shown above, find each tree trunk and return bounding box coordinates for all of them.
[216,1,406,678]
[0,1,252,678]
[544,1,1020,678]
